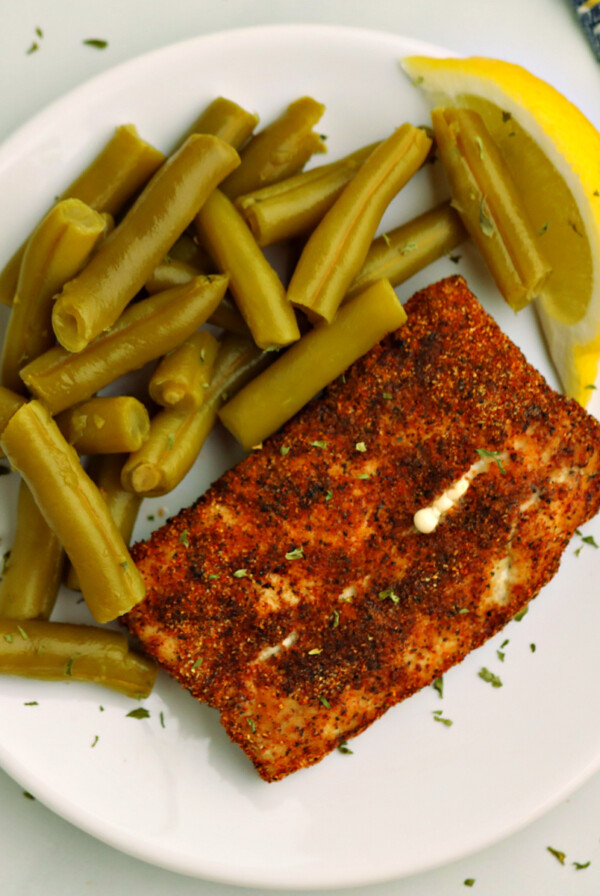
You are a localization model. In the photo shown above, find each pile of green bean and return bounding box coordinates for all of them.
[0,93,469,701]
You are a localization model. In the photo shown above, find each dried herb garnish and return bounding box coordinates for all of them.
[319,695,331,709]
[378,589,399,603]
[91,735,99,748]
[547,846,566,865]
[475,448,506,473]
[310,440,328,449]
[355,441,367,453]
[573,861,591,870]
[233,569,248,578]
[285,547,304,560]
[126,707,150,719]
[479,197,495,238]
[432,710,453,726]
[179,529,190,548]
[514,606,529,621]
[338,740,353,754]
[478,667,502,688]
[432,676,443,698]
[83,38,108,49]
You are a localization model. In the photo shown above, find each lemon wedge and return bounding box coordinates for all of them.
[401,56,600,406]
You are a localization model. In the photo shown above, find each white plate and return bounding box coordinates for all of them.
[0,24,599,891]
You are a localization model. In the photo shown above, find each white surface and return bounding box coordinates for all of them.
[0,2,599,895]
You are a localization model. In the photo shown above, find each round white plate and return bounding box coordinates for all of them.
[0,24,599,891]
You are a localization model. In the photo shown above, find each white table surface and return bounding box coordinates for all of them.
[1,1,599,894]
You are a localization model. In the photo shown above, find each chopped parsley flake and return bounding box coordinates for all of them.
[308,648,322,655]
[412,75,424,86]
[355,441,367,453]
[208,573,220,580]
[179,529,190,548]
[432,710,453,726]
[160,712,165,729]
[26,42,39,55]
[285,547,304,561]
[338,740,353,754]
[192,657,203,670]
[319,695,331,709]
[478,667,502,688]
[497,650,505,662]
[382,392,393,400]
[581,535,598,548]
[547,846,566,865]
[475,448,506,474]
[530,643,536,653]
[501,110,512,122]
[310,440,328,449]
[381,232,391,247]
[458,607,469,614]
[17,625,28,641]
[280,445,290,456]
[357,473,371,480]
[126,707,150,719]
[120,560,129,571]
[585,384,597,390]
[514,606,529,622]
[433,676,444,698]
[64,655,79,676]
[24,701,38,706]
[500,639,509,648]
[83,38,108,49]
[400,241,418,255]
[331,610,340,628]
[247,717,256,733]
[539,221,550,236]
[233,569,248,578]
[378,589,399,603]
[3,633,13,644]
[23,791,35,800]
[573,861,591,870]
[325,489,333,502]
[464,879,476,887]
[91,735,99,748]
[146,514,155,521]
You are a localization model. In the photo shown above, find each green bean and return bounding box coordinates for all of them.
[219,278,407,450]
[1,200,106,393]
[144,260,249,336]
[195,189,300,349]
[145,257,205,294]
[51,135,240,352]
[0,386,26,456]
[0,401,146,624]
[346,202,468,300]
[0,618,156,698]
[56,396,150,454]
[431,107,551,311]
[167,233,212,269]
[66,453,142,591]
[121,333,269,497]
[220,97,326,199]
[287,124,432,324]
[179,96,259,150]
[0,124,165,308]
[235,142,379,246]
[149,331,219,410]
[21,274,228,415]
[294,127,430,317]
[0,481,64,620]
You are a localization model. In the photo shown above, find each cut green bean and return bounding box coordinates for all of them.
[1,200,106,393]
[288,124,432,323]
[56,396,151,454]
[121,333,269,497]
[195,189,300,349]
[220,97,326,199]
[431,107,551,311]
[179,96,259,150]
[21,274,228,415]
[0,124,165,308]
[66,453,142,591]
[235,142,378,246]
[166,233,213,269]
[52,135,240,352]
[0,481,65,620]
[149,331,219,410]
[346,202,468,300]
[0,386,26,456]
[0,401,146,623]
[0,618,156,698]
[219,278,407,449]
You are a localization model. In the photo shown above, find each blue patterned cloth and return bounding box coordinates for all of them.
[567,0,600,60]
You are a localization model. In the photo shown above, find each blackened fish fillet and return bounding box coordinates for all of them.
[127,276,600,781]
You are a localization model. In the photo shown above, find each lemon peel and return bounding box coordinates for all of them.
[402,56,600,405]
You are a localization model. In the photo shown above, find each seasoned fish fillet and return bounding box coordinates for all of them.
[127,276,600,781]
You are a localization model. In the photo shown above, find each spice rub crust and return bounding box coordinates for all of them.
[127,276,600,781]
